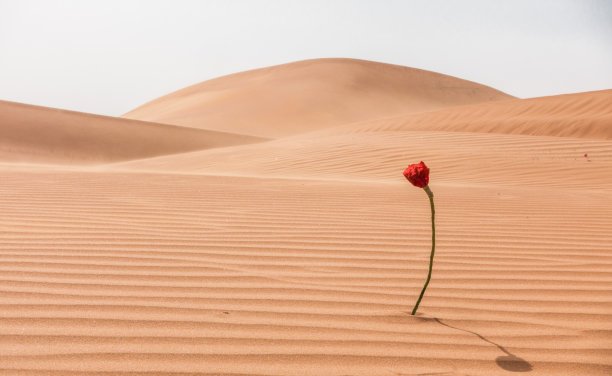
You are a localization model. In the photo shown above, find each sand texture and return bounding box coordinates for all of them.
[1,59,611,375]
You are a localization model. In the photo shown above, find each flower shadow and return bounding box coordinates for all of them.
[433,318,533,372]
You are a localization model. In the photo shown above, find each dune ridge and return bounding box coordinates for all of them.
[1,59,611,375]
[123,58,514,138]
[0,100,265,164]
[317,89,612,140]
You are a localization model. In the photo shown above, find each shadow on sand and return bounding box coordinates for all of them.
[431,317,533,372]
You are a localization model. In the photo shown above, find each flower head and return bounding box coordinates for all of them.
[403,161,429,188]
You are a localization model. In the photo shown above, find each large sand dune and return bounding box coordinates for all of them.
[123,58,514,138]
[1,59,611,375]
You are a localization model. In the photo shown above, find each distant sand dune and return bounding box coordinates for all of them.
[0,100,265,164]
[1,59,611,375]
[123,58,514,138]
[116,90,612,189]
[318,89,612,140]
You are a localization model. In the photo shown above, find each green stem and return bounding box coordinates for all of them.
[411,185,435,316]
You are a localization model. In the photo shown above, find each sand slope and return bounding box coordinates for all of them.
[116,90,612,189]
[318,89,612,140]
[1,60,611,375]
[0,100,265,164]
[123,58,514,138]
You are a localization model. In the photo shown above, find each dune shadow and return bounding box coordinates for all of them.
[433,318,533,372]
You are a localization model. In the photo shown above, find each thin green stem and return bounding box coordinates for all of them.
[411,185,435,316]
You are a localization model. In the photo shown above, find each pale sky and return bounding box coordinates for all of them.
[1,0,611,116]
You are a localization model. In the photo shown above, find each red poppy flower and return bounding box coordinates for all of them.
[403,161,429,188]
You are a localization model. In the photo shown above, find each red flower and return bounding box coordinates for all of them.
[403,161,429,188]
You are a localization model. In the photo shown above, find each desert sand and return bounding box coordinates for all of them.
[1,58,611,375]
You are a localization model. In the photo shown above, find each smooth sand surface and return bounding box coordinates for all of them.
[0,100,265,164]
[1,59,611,375]
[123,58,514,138]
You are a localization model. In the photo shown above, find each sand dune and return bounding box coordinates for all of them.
[116,90,612,189]
[123,58,514,138]
[1,60,611,375]
[317,89,612,140]
[0,100,265,164]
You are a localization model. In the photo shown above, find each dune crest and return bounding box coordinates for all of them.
[0,100,265,164]
[123,58,514,138]
[318,89,612,140]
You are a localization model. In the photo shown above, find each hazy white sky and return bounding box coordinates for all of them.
[1,0,611,116]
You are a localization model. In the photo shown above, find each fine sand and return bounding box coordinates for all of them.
[1,59,611,375]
